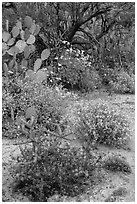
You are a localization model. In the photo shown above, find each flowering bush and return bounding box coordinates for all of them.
[102,154,132,174]
[99,66,117,85]
[58,49,102,92]
[2,74,82,139]
[80,103,130,148]
[2,78,24,138]
[12,144,99,202]
[4,79,103,202]
[111,71,135,94]
[81,70,102,92]
[64,101,130,149]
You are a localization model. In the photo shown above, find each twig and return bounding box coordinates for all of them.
[12,140,34,145]
[3,141,32,146]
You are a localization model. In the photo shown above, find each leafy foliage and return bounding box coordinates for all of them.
[102,155,132,174]
[104,187,128,202]
[64,102,131,149]
[12,143,99,201]
[2,76,78,138]
[99,65,117,85]
[57,48,102,92]
[110,71,135,94]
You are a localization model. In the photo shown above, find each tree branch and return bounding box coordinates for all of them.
[96,19,116,40]
[80,2,92,17]
[79,6,112,26]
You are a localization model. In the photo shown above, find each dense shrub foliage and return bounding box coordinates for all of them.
[111,71,135,94]
[104,187,128,202]
[57,49,102,92]
[64,101,130,149]
[102,155,132,174]
[99,66,117,85]
[12,144,100,201]
[2,78,79,137]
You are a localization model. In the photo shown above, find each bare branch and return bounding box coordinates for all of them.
[79,6,112,26]
[80,3,92,17]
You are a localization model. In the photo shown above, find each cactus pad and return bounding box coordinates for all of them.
[41,49,50,61]
[34,58,42,72]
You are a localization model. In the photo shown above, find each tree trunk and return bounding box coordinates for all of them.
[65,22,81,42]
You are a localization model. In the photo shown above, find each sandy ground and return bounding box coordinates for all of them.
[2,92,135,202]
[87,93,135,202]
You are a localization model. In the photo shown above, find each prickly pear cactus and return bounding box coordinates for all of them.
[2,15,51,83]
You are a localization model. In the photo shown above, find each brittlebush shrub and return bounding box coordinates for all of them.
[12,144,99,202]
[102,155,132,174]
[111,71,135,94]
[81,70,102,92]
[2,77,78,137]
[99,66,117,85]
[18,81,79,132]
[58,49,102,92]
[65,102,130,149]
[79,103,130,148]
[2,80,23,138]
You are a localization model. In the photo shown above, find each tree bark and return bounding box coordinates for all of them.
[65,22,81,42]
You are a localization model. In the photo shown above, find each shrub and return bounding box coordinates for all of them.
[12,144,99,202]
[65,102,131,149]
[104,187,128,202]
[2,78,74,138]
[10,85,101,201]
[81,70,102,92]
[2,79,24,138]
[99,66,117,85]
[2,121,20,138]
[58,49,101,92]
[19,81,80,132]
[111,71,135,94]
[102,155,132,174]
